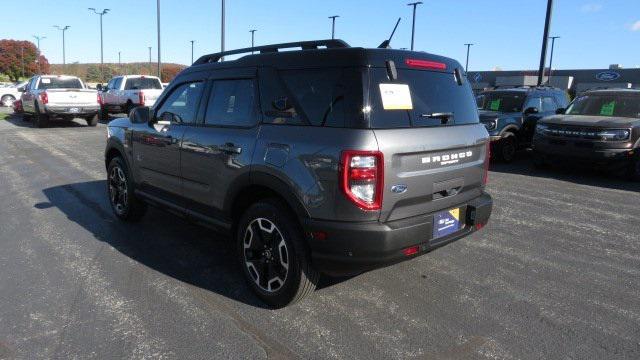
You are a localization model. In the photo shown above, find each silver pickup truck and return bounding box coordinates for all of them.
[20,75,100,128]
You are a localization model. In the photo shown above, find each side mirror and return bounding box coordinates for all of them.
[524,107,539,115]
[131,106,151,124]
[555,107,566,115]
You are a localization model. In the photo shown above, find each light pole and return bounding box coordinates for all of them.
[249,30,256,53]
[537,0,554,86]
[32,35,46,74]
[190,40,195,65]
[148,46,152,75]
[464,43,474,72]
[548,36,560,82]
[328,16,339,39]
[21,46,24,79]
[220,0,225,60]
[53,25,70,69]
[407,2,422,51]
[88,8,110,81]
[156,0,162,79]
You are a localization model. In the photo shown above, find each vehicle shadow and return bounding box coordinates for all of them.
[40,180,344,309]
[490,151,640,192]
[4,113,88,128]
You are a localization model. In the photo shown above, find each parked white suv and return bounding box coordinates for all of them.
[21,75,99,128]
[1,81,28,107]
[98,75,164,120]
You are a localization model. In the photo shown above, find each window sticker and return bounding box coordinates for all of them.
[600,101,615,116]
[489,99,501,111]
[379,83,413,110]
[41,78,51,84]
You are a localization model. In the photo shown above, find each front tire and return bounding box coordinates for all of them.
[33,103,48,128]
[237,199,319,308]
[532,150,548,169]
[86,114,99,127]
[99,106,109,122]
[628,154,640,181]
[497,134,517,163]
[107,157,147,221]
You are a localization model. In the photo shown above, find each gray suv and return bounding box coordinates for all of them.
[104,40,493,307]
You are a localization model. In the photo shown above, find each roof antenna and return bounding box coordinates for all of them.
[378,18,401,49]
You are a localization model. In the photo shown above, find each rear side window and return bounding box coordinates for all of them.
[125,77,162,90]
[204,79,257,127]
[369,68,479,128]
[37,77,83,90]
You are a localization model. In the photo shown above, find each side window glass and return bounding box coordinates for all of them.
[542,97,557,112]
[258,68,306,126]
[524,97,541,111]
[106,79,115,90]
[204,79,257,127]
[155,82,204,124]
[114,78,123,90]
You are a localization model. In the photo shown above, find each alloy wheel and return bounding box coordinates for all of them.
[108,165,129,215]
[243,218,290,293]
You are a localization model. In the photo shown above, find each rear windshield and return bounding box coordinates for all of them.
[566,93,640,118]
[125,77,162,90]
[369,68,479,128]
[37,77,83,90]
[478,91,526,113]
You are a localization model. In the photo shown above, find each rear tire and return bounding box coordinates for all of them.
[99,106,109,122]
[1,95,15,107]
[497,134,517,163]
[124,101,134,116]
[237,199,319,308]
[107,157,147,221]
[86,114,99,127]
[33,103,48,128]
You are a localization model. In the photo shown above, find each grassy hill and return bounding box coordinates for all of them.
[49,62,187,83]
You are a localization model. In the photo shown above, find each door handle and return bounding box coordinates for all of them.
[220,143,242,154]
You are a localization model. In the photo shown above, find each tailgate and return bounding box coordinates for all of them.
[141,89,163,106]
[46,89,97,106]
[375,124,488,222]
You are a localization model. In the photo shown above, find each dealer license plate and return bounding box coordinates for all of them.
[433,207,462,240]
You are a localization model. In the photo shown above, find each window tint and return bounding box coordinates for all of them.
[37,77,83,90]
[155,82,204,124]
[125,77,163,90]
[541,97,557,112]
[113,77,123,90]
[204,79,256,127]
[370,68,479,128]
[479,91,526,113]
[567,93,640,118]
[523,97,541,111]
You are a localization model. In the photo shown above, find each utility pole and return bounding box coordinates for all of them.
[537,0,554,86]
[547,36,560,82]
[21,46,24,79]
[249,30,256,54]
[53,25,70,70]
[407,2,422,51]
[156,0,162,79]
[190,40,195,65]
[88,8,110,81]
[328,16,339,39]
[148,46,152,75]
[118,51,121,74]
[464,43,474,72]
[220,0,225,60]
[32,35,46,74]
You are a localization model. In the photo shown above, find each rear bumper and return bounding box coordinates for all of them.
[303,192,493,276]
[45,105,99,116]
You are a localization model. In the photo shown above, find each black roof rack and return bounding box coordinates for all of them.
[193,39,350,65]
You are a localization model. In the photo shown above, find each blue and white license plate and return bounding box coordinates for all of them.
[433,207,461,239]
[68,107,80,113]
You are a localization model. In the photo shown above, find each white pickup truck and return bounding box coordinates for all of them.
[20,75,99,128]
[98,75,164,120]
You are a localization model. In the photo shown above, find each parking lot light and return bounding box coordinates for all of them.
[464,43,474,72]
[53,25,70,70]
[249,30,256,54]
[548,36,560,82]
[407,2,423,51]
[32,35,46,74]
[88,8,110,82]
[328,16,339,39]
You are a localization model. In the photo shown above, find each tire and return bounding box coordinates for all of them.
[237,199,319,308]
[1,95,15,107]
[99,106,109,122]
[496,134,517,163]
[86,114,99,127]
[532,151,547,169]
[627,154,640,181]
[107,157,147,221]
[124,101,134,116]
[33,103,48,128]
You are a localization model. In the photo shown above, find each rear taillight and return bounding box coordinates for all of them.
[138,91,145,106]
[341,150,384,210]
[40,91,48,105]
[405,59,447,70]
[483,141,490,185]
[97,93,103,105]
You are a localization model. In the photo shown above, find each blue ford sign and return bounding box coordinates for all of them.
[596,71,621,82]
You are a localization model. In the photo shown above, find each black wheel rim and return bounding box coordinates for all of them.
[243,218,289,293]
[108,165,128,215]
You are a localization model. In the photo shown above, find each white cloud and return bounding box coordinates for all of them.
[580,3,602,13]
[631,20,640,31]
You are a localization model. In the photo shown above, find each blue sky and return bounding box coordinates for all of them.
[2,0,639,70]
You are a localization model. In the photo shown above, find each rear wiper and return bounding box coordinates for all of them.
[420,112,454,124]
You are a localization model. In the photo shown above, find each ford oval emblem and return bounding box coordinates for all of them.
[595,71,621,82]
[391,184,408,194]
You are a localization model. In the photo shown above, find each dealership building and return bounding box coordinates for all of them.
[467,66,640,95]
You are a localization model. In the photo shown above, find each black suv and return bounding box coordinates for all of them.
[104,40,493,307]
[476,87,568,162]
[533,89,640,180]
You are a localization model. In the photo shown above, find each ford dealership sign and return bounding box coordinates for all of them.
[595,71,621,82]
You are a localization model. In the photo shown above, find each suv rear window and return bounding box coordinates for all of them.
[37,77,83,90]
[369,68,479,128]
[125,77,162,90]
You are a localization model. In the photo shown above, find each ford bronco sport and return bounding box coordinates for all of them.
[104,39,493,307]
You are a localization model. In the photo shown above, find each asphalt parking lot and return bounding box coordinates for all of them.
[0,107,639,359]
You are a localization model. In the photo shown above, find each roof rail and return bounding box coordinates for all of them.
[193,39,350,65]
